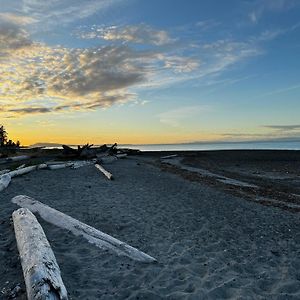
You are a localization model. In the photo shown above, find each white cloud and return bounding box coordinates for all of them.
[248,0,300,23]
[0,13,37,25]
[76,24,175,45]
[0,20,199,118]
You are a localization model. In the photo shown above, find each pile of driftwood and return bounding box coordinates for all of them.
[62,143,139,159]
[0,143,141,192]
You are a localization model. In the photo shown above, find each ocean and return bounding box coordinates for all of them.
[120,141,300,151]
[42,141,300,151]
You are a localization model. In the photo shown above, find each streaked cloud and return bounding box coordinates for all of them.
[21,0,123,27]
[158,105,210,127]
[248,0,300,24]
[0,13,37,25]
[263,125,300,132]
[76,24,175,45]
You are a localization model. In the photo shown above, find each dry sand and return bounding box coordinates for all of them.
[0,155,300,299]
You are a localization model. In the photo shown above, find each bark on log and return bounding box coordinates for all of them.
[12,208,68,300]
[12,195,157,263]
[94,163,113,180]
[0,174,11,192]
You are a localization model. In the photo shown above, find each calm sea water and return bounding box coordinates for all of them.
[120,141,300,151]
[43,141,300,151]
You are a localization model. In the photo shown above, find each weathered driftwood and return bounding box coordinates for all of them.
[48,162,73,170]
[115,153,127,159]
[8,165,38,178]
[97,156,117,164]
[16,164,26,170]
[0,169,10,175]
[71,160,93,169]
[7,164,47,178]
[7,155,30,162]
[108,143,118,155]
[0,174,11,192]
[12,195,156,263]
[62,144,108,159]
[161,154,178,159]
[94,163,113,180]
[12,208,68,300]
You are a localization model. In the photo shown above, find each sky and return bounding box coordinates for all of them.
[0,0,300,145]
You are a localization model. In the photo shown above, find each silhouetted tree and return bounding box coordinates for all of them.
[0,125,7,147]
[0,125,20,148]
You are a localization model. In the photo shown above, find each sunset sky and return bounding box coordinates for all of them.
[0,0,300,145]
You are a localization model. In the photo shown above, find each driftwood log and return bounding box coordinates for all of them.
[8,164,46,178]
[0,169,10,175]
[94,164,113,180]
[12,195,156,263]
[12,208,68,300]
[0,174,11,192]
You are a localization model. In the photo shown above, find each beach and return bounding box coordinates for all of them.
[0,150,300,299]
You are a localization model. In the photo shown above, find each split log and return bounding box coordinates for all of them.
[0,174,11,192]
[12,195,156,263]
[12,208,68,300]
[94,163,113,180]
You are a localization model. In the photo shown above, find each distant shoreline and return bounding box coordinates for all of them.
[28,140,300,151]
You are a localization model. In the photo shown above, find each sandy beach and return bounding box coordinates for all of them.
[1,151,300,299]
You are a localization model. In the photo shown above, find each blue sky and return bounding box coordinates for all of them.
[0,0,300,144]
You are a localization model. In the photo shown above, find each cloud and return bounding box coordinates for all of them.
[195,19,221,31]
[248,0,300,23]
[0,19,32,54]
[20,0,123,27]
[0,13,37,25]
[158,105,210,127]
[76,24,175,45]
[254,83,300,99]
[0,20,200,118]
[7,107,52,115]
[263,125,300,132]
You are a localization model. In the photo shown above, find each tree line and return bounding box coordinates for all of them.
[0,125,20,148]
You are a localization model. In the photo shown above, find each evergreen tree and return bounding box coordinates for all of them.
[0,125,7,147]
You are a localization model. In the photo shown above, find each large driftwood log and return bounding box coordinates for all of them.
[0,174,11,192]
[12,208,68,300]
[8,165,38,178]
[7,164,47,178]
[94,163,113,180]
[12,195,156,263]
